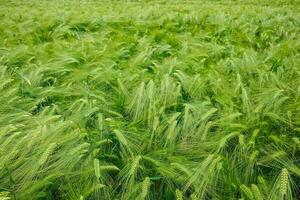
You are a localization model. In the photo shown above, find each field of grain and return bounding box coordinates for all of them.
[0,0,300,199]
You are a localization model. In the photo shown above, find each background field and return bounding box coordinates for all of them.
[0,0,300,199]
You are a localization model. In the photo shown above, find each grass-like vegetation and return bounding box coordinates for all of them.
[0,0,300,199]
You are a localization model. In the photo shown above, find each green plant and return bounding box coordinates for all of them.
[0,0,299,199]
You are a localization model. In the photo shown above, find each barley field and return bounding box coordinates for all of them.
[0,0,300,199]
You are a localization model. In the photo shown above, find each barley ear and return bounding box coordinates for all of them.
[190,193,197,200]
[280,168,288,197]
[0,192,11,200]
[251,184,263,200]
[257,176,268,195]
[129,155,141,176]
[94,158,100,179]
[141,177,151,200]
[175,189,183,200]
[38,143,57,166]
[240,184,254,200]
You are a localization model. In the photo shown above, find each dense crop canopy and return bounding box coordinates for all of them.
[0,0,300,199]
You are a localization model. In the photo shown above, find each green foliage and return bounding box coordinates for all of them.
[0,0,299,199]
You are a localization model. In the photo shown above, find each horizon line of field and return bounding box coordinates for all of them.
[3,0,299,9]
